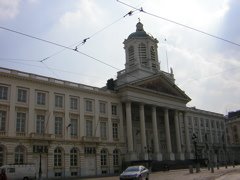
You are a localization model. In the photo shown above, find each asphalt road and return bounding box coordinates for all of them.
[79,166,240,180]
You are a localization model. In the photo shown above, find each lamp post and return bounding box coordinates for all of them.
[39,153,42,180]
[37,146,43,180]
[144,146,151,170]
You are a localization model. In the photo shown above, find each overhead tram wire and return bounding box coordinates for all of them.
[0,23,141,83]
[0,9,157,85]
[0,25,120,70]
[40,9,138,62]
[116,0,240,48]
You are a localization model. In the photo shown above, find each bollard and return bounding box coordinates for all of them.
[189,165,193,174]
[211,164,214,173]
[196,163,200,173]
[208,163,210,171]
[217,163,219,170]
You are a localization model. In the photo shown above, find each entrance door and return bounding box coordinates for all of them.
[34,154,48,178]
[85,156,96,176]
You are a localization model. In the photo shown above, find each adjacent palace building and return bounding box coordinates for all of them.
[0,22,227,178]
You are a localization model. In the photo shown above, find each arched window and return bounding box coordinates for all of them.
[138,43,147,66]
[128,46,134,66]
[54,147,62,167]
[113,149,120,166]
[15,146,25,164]
[70,148,78,167]
[0,146,4,166]
[100,149,108,166]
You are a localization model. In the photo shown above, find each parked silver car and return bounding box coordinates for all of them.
[120,165,149,180]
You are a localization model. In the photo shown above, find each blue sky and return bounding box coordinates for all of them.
[0,0,240,114]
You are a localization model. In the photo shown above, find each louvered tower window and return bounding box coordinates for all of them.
[150,46,156,68]
[128,46,134,66]
[138,43,147,66]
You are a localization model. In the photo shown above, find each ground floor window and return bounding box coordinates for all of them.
[0,146,4,166]
[54,148,62,167]
[15,146,25,164]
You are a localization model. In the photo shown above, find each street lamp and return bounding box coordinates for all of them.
[144,146,152,170]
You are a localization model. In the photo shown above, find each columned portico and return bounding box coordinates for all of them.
[152,106,162,160]
[174,110,184,160]
[139,103,147,159]
[164,108,175,160]
[125,102,137,160]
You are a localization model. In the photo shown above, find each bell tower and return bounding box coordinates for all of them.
[116,22,160,86]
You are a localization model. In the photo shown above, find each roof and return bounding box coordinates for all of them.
[127,22,150,39]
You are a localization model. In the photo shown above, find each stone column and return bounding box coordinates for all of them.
[184,112,192,159]
[174,110,184,160]
[152,106,162,160]
[139,104,147,159]
[126,102,136,160]
[164,108,174,160]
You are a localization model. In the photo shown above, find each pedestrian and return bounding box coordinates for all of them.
[0,169,7,180]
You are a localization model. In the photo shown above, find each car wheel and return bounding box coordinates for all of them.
[23,177,29,180]
[146,174,149,180]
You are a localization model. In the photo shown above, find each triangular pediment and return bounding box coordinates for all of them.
[131,73,191,101]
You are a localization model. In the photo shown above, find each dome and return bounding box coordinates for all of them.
[128,22,150,39]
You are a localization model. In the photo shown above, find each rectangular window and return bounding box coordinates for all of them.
[55,117,63,135]
[211,120,214,129]
[99,102,107,114]
[36,115,45,134]
[111,104,117,115]
[85,100,93,112]
[86,120,93,137]
[16,112,26,133]
[55,94,63,108]
[200,118,204,127]
[0,85,8,100]
[70,118,77,137]
[112,122,119,139]
[188,117,192,126]
[194,117,198,127]
[100,121,107,139]
[37,92,46,105]
[0,110,6,131]
[206,119,209,128]
[70,97,78,110]
[84,147,96,154]
[17,88,27,103]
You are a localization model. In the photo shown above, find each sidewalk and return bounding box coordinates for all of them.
[155,165,240,180]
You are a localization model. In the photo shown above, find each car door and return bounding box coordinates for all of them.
[141,167,148,178]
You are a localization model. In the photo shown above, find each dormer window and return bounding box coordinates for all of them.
[138,43,147,66]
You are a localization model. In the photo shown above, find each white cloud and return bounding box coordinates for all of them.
[59,0,105,29]
[0,0,20,20]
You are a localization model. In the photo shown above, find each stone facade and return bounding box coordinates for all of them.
[0,22,227,179]
[226,111,240,163]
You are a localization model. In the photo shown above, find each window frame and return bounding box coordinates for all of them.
[36,91,46,105]
[55,94,64,108]
[17,88,27,103]
[0,110,6,132]
[36,114,45,134]
[0,85,8,100]
[55,116,63,136]
[16,112,26,133]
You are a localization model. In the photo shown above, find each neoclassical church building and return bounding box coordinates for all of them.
[0,22,227,178]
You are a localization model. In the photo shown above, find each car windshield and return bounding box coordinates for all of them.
[125,166,140,172]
